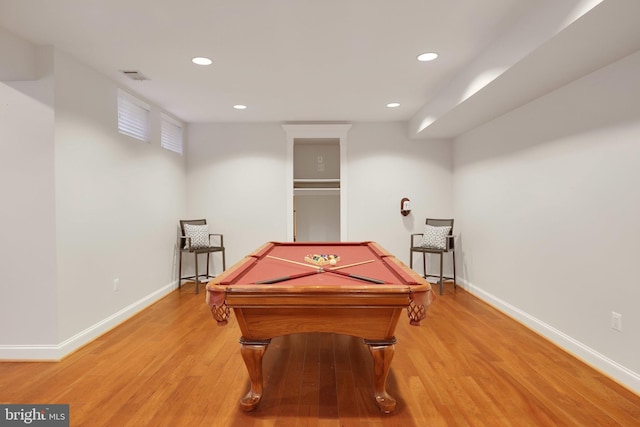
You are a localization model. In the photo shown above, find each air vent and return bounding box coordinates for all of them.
[121,70,149,81]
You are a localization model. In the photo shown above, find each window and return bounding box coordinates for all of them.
[160,113,183,155]
[117,89,150,142]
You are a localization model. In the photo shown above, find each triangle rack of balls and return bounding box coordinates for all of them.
[304,254,341,266]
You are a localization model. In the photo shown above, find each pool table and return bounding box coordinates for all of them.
[206,241,434,413]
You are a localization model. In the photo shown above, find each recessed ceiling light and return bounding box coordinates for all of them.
[233,104,247,110]
[417,52,438,62]
[386,102,400,108]
[192,57,213,65]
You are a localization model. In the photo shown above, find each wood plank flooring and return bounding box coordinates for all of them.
[1,282,639,426]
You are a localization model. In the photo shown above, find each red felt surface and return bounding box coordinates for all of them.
[221,242,418,287]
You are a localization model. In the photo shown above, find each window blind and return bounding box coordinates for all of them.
[160,113,183,155]
[117,89,150,142]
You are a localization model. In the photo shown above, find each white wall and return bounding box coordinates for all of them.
[453,49,640,391]
[0,38,188,359]
[347,122,453,266]
[53,50,187,344]
[186,123,288,269]
[186,122,453,270]
[0,47,57,346]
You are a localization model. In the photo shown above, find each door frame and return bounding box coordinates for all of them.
[283,124,351,242]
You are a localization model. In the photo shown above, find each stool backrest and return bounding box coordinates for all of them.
[425,218,454,249]
[179,219,207,250]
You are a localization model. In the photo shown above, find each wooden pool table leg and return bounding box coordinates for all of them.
[365,338,397,413]
[239,338,271,411]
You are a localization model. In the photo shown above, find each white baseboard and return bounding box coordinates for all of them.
[0,281,178,361]
[459,279,640,395]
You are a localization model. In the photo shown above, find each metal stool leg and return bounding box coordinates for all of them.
[439,253,444,295]
[222,249,226,271]
[422,253,426,279]
[195,253,200,294]
[178,250,183,290]
[452,251,457,290]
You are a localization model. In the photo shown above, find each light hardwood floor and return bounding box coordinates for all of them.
[1,282,639,426]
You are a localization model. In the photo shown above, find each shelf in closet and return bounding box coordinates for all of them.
[294,179,340,196]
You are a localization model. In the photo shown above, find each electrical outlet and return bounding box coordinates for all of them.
[113,278,120,292]
[611,312,622,332]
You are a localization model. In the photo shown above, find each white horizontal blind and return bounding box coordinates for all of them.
[160,113,183,155]
[117,89,150,142]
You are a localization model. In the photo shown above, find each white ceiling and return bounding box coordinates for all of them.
[1,0,639,137]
